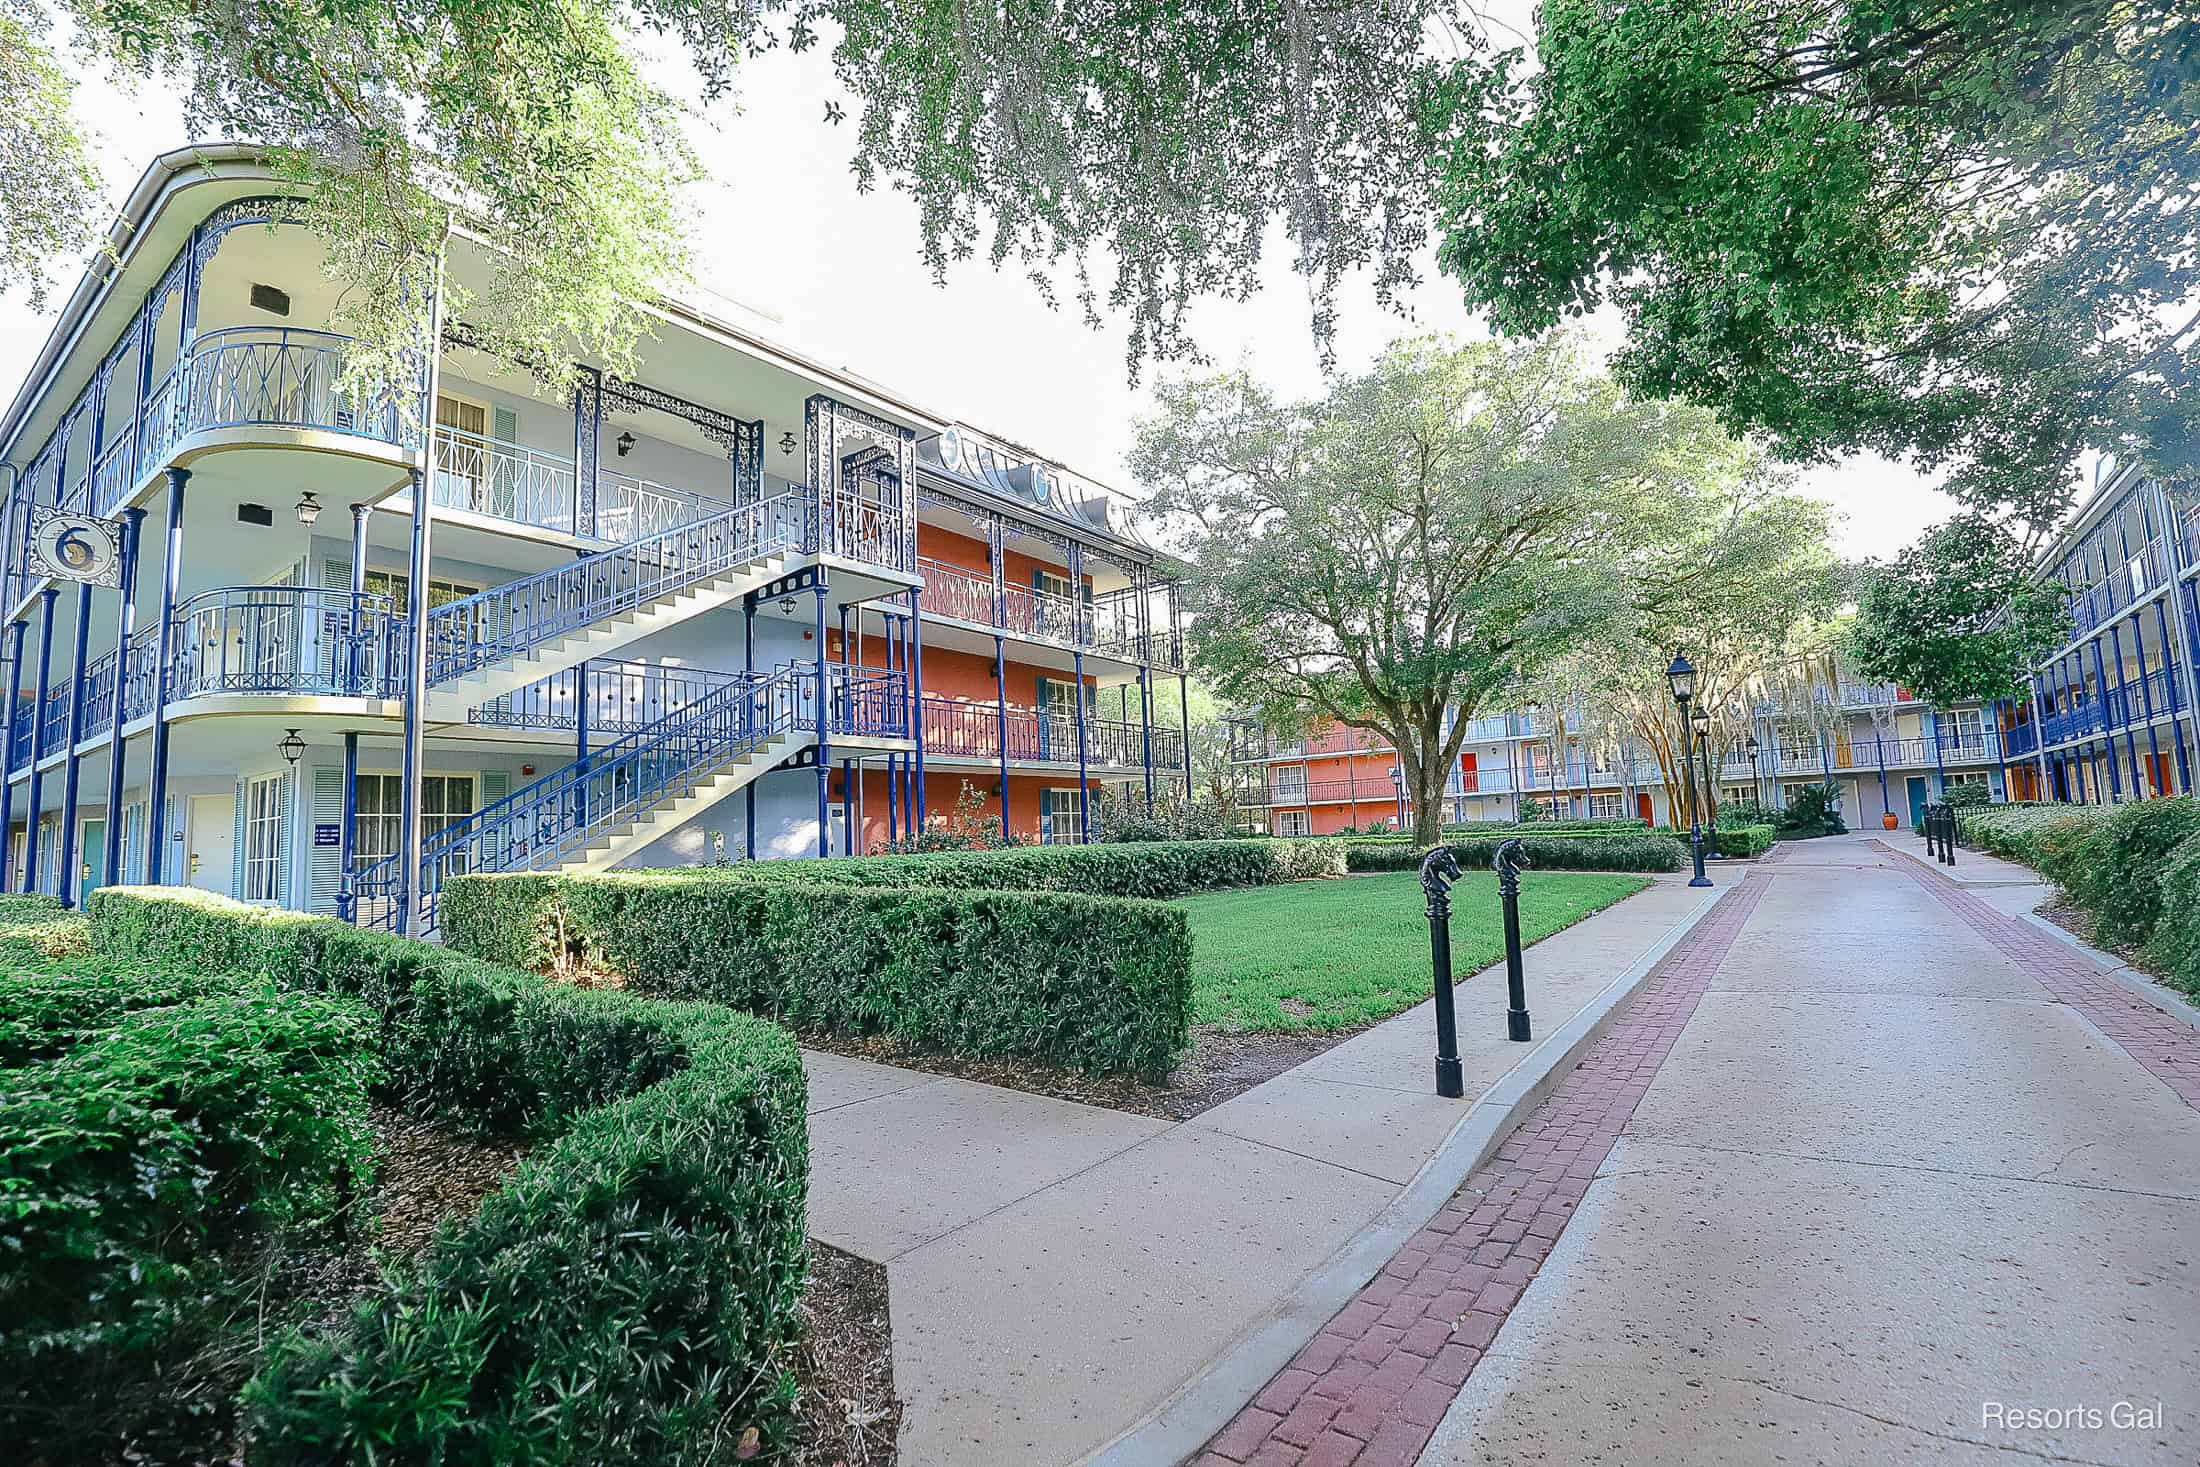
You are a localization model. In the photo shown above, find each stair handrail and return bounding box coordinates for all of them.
[352,659,816,931]
[421,489,805,685]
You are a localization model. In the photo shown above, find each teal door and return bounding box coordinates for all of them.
[80,819,105,895]
[1906,777,1929,827]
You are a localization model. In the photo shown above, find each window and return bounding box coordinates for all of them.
[1040,787,1082,844]
[1587,791,1625,821]
[1276,809,1311,837]
[352,774,476,872]
[242,774,284,902]
[359,567,480,612]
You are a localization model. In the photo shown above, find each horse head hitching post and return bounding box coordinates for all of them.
[1420,845,1467,1099]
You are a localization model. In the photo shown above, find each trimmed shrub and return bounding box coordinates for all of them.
[1714,824,1776,858]
[1955,802,2112,867]
[632,838,1347,901]
[443,872,1193,1078]
[2078,797,2200,948]
[0,890,90,957]
[83,887,811,1463]
[2,967,379,1462]
[2146,836,2200,999]
[1342,834,1685,874]
[1942,782,1994,809]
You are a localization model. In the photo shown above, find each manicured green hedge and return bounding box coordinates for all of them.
[1954,802,2114,870]
[1342,834,1685,874]
[1714,824,1776,858]
[0,890,90,957]
[443,871,1194,1078]
[674,838,1346,899]
[1,954,380,1463]
[2148,837,2200,999]
[83,887,810,1465]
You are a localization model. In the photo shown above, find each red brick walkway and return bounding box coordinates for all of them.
[1190,875,1770,1467]
[1876,841,2200,1113]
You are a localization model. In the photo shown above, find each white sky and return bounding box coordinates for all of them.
[1,30,1957,561]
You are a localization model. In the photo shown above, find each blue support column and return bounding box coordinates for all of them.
[144,467,188,882]
[2088,635,2123,798]
[57,582,92,905]
[814,577,831,857]
[24,587,57,893]
[2155,594,2194,792]
[994,632,1010,830]
[908,588,927,827]
[2128,619,2165,793]
[398,464,435,933]
[2107,621,2145,793]
[1072,648,1091,842]
[743,597,756,859]
[338,731,359,921]
[100,509,144,887]
[1140,663,1155,811]
[841,760,855,853]
[1927,707,1947,797]
[1,618,25,889]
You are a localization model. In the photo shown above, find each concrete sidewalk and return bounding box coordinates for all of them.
[1409,835,2200,1466]
[799,873,1726,1466]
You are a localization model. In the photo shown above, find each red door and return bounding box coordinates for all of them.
[1636,792,1653,822]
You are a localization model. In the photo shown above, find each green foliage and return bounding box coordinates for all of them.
[1180,869,1649,1031]
[0,891,90,958]
[1715,799,1775,829]
[1850,516,2073,706]
[1941,782,1995,810]
[84,886,811,1464]
[2145,837,2200,1000]
[1956,802,2114,869]
[1137,334,1783,845]
[1774,784,1847,837]
[1714,824,1776,858]
[1435,0,2199,524]
[1343,834,1685,874]
[1092,784,1228,842]
[2079,798,2200,949]
[1,960,379,1462]
[445,872,1193,1078]
[0,4,101,311]
[882,777,1030,852]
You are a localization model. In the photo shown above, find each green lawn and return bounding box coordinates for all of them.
[1177,870,1652,1032]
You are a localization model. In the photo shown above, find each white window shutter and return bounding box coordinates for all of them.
[275,769,296,907]
[308,766,344,913]
[229,779,247,898]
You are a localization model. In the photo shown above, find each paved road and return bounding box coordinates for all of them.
[1415,838,2200,1466]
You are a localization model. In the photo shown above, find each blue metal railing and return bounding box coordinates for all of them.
[425,491,805,684]
[137,327,418,478]
[920,692,1187,769]
[353,660,908,933]
[169,586,403,701]
[470,658,744,736]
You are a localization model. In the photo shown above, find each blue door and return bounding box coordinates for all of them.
[80,819,105,896]
[1906,776,1929,827]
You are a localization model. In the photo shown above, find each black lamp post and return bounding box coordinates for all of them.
[1667,654,1712,888]
[1389,762,1406,832]
[1745,734,1762,804]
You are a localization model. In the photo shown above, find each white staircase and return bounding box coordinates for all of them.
[559,728,809,871]
[421,548,794,720]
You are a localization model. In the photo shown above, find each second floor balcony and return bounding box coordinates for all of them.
[920,693,1186,772]
[913,557,1185,670]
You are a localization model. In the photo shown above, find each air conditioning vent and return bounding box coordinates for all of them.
[249,283,292,316]
[237,503,274,527]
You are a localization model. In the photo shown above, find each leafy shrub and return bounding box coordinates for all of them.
[1447,817,1650,835]
[1715,799,1776,829]
[443,872,1194,1078]
[1,966,379,1462]
[1954,802,2110,867]
[1093,784,1228,842]
[84,887,811,1463]
[2079,797,2200,948]
[2145,836,2200,999]
[1715,824,1776,858]
[0,891,90,957]
[636,838,1349,901]
[1775,783,1847,836]
[1941,782,1994,809]
[883,777,1029,852]
[1343,834,1684,874]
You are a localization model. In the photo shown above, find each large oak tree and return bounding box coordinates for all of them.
[1132,334,1784,845]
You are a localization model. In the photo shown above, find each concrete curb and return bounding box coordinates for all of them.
[1081,880,1732,1467]
[2016,909,2200,1033]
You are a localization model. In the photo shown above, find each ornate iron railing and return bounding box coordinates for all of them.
[169,587,403,700]
[425,492,805,684]
[471,658,743,735]
[138,327,417,472]
[429,426,739,542]
[354,658,903,933]
[919,693,1185,769]
[76,627,162,743]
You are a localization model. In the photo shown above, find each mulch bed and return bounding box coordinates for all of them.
[792,1242,901,1466]
[801,1024,1357,1121]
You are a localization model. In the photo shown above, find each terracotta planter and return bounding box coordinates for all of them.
[1881,813,1900,830]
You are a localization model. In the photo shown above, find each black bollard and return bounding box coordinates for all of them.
[1924,804,1941,860]
[1495,837,1532,1042]
[1941,804,1957,866]
[1419,846,1467,1099]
